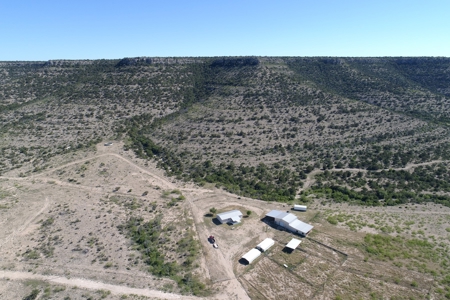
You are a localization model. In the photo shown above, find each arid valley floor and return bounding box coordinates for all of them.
[1,142,450,300]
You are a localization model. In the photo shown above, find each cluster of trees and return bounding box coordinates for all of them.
[128,129,300,202]
[312,164,450,207]
[116,57,152,67]
[286,57,450,124]
[311,184,450,207]
[194,161,300,202]
[210,57,259,68]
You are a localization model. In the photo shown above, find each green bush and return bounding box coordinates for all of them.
[23,289,40,300]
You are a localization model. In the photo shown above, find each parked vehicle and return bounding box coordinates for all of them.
[208,235,215,243]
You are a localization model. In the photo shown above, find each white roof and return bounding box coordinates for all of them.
[285,238,301,250]
[256,238,275,252]
[217,210,243,222]
[242,248,261,264]
[266,210,283,218]
[276,212,289,220]
[294,205,307,209]
[231,216,241,222]
[281,213,297,223]
[289,219,314,234]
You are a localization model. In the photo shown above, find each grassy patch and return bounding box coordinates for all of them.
[363,233,449,276]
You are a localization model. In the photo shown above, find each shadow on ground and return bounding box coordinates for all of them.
[238,258,249,266]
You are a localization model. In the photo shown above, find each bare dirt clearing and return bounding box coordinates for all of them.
[1,142,449,299]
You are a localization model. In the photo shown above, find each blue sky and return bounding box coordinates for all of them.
[1,0,449,60]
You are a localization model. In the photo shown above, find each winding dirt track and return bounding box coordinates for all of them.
[0,151,250,299]
[2,150,445,299]
[0,153,175,188]
[0,270,198,300]
[0,197,49,247]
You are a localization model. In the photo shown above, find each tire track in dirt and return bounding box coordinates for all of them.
[1,150,248,299]
[0,197,49,247]
[2,152,176,190]
[186,196,251,300]
[187,198,234,282]
[0,270,198,300]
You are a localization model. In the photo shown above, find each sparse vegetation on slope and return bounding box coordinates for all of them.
[2,57,450,208]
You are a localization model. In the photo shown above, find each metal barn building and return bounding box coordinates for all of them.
[265,210,313,236]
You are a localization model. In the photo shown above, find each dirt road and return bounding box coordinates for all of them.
[0,152,176,190]
[0,147,249,299]
[0,270,198,299]
[0,197,49,247]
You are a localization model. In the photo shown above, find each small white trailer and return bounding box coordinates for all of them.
[242,248,262,264]
[293,205,307,211]
[256,238,275,252]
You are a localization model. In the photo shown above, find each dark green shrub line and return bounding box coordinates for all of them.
[311,183,450,207]
[127,131,300,201]
[118,217,207,296]
[313,163,450,207]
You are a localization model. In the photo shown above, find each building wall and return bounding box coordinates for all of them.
[280,220,291,228]
[217,217,229,224]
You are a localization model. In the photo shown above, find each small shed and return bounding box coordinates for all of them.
[216,210,243,224]
[242,248,261,264]
[285,238,301,250]
[293,205,307,211]
[256,238,275,252]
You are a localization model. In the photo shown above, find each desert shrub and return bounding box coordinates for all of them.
[23,289,40,300]
[118,216,207,295]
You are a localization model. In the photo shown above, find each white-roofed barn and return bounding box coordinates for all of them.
[265,210,313,236]
[241,248,261,264]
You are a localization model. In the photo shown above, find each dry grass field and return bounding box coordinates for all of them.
[0,142,449,299]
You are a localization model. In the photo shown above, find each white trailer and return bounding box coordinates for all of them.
[293,205,307,211]
[256,238,275,252]
[242,248,261,264]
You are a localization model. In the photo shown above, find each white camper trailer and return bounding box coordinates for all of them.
[293,205,307,211]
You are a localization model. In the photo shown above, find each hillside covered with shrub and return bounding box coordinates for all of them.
[1,57,450,205]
